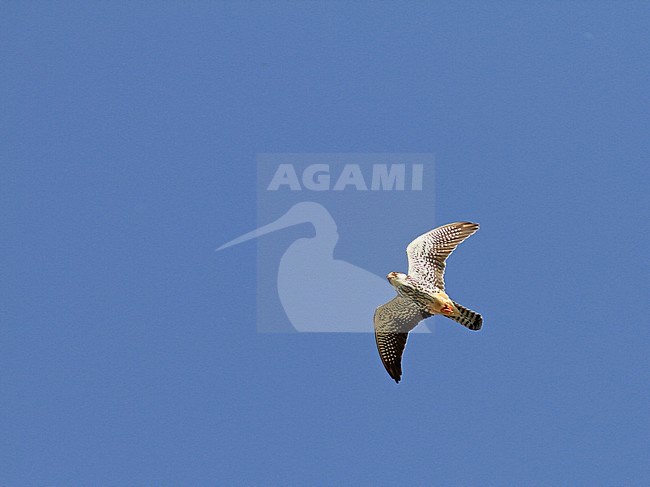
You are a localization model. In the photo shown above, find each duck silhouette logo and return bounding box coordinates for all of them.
[217,154,434,333]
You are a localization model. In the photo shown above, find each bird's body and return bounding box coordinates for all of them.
[387,272,460,316]
[374,222,483,382]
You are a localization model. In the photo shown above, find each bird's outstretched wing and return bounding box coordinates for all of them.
[374,296,432,383]
[406,222,479,291]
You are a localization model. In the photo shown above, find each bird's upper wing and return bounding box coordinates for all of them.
[374,296,432,383]
[406,222,479,291]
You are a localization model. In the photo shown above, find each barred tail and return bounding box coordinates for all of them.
[446,301,483,331]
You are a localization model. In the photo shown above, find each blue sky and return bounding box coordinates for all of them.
[2,2,649,485]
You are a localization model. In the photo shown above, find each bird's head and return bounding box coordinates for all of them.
[386,272,407,287]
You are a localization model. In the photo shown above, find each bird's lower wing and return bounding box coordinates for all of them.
[406,221,479,291]
[374,296,432,383]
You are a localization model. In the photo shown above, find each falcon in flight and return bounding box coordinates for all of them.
[374,222,482,383]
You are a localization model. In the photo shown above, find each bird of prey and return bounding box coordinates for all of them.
[374,222,482,383]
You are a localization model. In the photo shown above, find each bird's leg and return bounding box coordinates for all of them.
[440,304,454,315]
[429,292,457,316]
